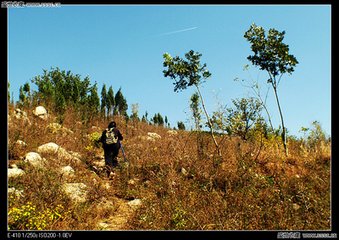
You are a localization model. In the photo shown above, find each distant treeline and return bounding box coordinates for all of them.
[10,67,184,129]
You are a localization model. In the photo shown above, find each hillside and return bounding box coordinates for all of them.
[7,104,331,230]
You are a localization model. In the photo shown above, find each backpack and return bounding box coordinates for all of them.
[105,128,118,145]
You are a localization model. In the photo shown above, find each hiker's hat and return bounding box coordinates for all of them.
[108,121,116,128]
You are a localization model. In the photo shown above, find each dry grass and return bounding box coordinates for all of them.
[7,104,331,230]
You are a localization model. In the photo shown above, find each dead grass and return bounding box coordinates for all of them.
[7,104,331,230]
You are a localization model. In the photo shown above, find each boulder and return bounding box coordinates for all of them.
[62,183,88,203]
[60,165,75,178]
[37,142,60,154]
[24,152,46,168]
[8,168,25,178]
[37,142,82,164]
[33,106,48,120]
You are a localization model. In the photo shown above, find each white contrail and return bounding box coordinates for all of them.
[156,26,198,36]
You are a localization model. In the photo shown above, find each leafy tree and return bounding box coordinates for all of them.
[31,70,54,106]
[78,76,91,108]
[244,23,298,156]
[163,50,222,159]
[225,97,263,140]
[55,92,66,123]
[190,92,205,157]
[306,121,329,149]
[31,68,84,110]
[23,82,30,96]
[190,92,202,130]
[30,67,98,122]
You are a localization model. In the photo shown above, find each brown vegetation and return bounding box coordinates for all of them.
[7,104,331,230]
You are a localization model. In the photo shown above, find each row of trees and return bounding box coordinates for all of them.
[14,67,179,128]
[100,84,128,118]
[16,68,121,123]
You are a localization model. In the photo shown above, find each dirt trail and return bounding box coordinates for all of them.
[95,178,141,230]
[100,197,135,230]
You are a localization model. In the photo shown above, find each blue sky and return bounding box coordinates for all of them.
[8,4,331,137]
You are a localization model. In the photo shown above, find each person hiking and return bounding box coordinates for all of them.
[98,121,123,177]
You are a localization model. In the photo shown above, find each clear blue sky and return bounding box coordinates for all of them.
[8,4,331,137]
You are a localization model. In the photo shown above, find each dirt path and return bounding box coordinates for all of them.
[99,197,135,230]
[95,179,141,230]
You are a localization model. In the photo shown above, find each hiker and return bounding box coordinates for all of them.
[99,121,123,177]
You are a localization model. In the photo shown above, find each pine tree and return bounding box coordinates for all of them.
[107,86,115,117]
[114,88,128,116]
[88,83,100,115]
[101,84,107,118]
[177,121,186,130]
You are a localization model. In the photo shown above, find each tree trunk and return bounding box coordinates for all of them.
[195,85,222,160]
[272,84,288,156]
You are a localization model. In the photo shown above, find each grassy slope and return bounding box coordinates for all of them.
[7,104,331,230]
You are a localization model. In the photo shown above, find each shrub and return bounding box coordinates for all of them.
[8,202,68,230]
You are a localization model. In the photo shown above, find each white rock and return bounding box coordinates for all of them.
[127,199,142,209]
[33,106,48,120]
[8,168,25,178]
[24,152,45,168]
[62,183,88,203]
[37,142,81,164]
[60,165,75,178]
[37,142,60,154]
[147,132,161,139]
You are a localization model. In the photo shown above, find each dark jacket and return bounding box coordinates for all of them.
[100,127,123,152]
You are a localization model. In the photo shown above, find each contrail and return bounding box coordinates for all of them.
[156,26,198,36]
